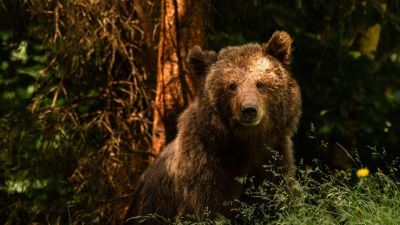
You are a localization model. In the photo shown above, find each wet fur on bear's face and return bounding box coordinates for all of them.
[187,31,296,135]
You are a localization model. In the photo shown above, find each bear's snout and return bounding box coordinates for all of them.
[236,91,263,127]
[240,104,261,126]
[241,104,257,119]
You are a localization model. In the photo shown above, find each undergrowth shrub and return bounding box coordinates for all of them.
[131,163,400,225]
[232,166,400,225]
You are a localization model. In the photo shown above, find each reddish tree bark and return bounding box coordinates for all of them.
[152,0,208,156]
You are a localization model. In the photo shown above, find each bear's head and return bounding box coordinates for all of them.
[187,31,301,135]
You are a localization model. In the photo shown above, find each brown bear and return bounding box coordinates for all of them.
[124,31,301,224]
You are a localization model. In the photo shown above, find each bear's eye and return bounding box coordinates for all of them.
[256,81,266,91]
[228,82,237,92]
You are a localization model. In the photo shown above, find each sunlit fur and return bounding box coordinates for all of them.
[124,31,301,224]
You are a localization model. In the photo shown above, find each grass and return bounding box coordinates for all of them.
[230,167,400,225]
[167,167,400,225]
[130,167,400,225]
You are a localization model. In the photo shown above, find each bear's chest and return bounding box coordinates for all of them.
[218,139,270,175]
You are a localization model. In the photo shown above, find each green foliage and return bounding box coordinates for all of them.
[126,212,231,225]
[276,171,400,225]
[1,0,156,224]
[0,29,46,115]
[130,166,400,225]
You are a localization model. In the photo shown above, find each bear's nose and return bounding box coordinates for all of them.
[241,105,257,118]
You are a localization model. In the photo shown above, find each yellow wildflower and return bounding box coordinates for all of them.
[354,207,361,218]
[356,168,369,177]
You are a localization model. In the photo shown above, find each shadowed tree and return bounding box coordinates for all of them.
[152,0,209,155]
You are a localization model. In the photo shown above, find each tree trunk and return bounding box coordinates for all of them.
[152,0,208,156]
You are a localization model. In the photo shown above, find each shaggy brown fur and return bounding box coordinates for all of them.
[124,31,301,224]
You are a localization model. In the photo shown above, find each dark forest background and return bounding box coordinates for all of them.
[1,0,399,224]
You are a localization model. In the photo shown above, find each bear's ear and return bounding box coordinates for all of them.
[187,45,218,76]
[264,31,293,66]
